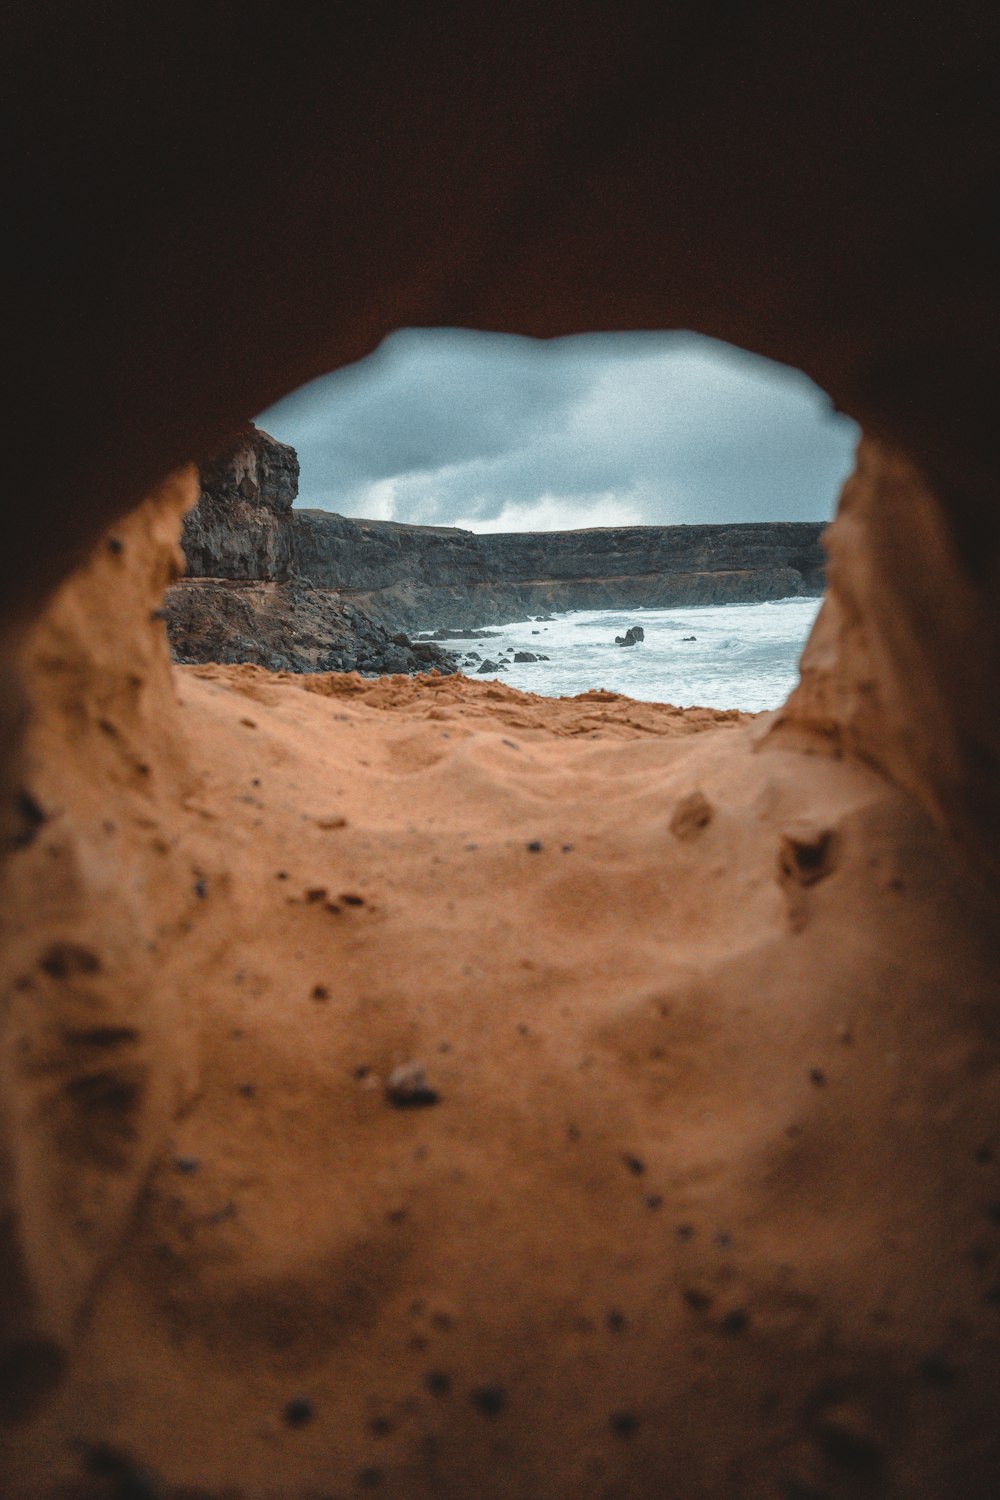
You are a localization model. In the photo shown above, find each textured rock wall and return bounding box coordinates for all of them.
[181,425,299,582]
[292,508,825,630]
[0,472,200,1418]
[2,4,999,1492]
[180,451,826,635]
[770,435,1000,881]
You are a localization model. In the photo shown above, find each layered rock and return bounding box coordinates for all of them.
[293,511,826,630]
[171,429,455,675]
[181,438,825,636]
[176,426,825,663]
[180,424,299,582]
[165,577,456,676]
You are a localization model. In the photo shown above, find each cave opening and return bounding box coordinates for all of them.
[3,4,999,1494]
[168,329,858,714]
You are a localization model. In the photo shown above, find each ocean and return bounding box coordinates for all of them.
[434,596,823,712]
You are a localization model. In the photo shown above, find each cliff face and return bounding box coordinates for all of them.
[164,577,456,676]
[177,433,826,643]
[184,450,824,626]
[172,432,457,673]
[180,424,299,581]
[292,511,825,629]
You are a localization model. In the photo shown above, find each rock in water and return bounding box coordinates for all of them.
[615,626,645,647]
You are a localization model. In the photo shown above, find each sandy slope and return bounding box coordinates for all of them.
[2,480,999,1498]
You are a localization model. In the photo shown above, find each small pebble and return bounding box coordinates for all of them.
[526,840,543,853]
[683,1288,713,1312]
[919,1353,958,1386]
[385,1062,440,1108]
[283,1397,314,1427]
[719,1308,749,1335]
[609,1411,639,1438]
[470,1384,507,1417]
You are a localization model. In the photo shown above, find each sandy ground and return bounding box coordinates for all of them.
[2,483,999,1498]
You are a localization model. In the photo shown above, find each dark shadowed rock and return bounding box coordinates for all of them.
[287,515,827,632]
[182,424,299,582]
[164,578,457,677]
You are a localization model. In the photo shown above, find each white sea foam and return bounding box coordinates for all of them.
[436,596,823,712]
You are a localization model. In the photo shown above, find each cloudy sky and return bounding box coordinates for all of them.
[256,329,858,532]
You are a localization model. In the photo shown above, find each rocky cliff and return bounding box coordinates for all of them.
[169,427,456,675]
[178,425,827,640]
[180,423,299,581]
[293,510,826,629]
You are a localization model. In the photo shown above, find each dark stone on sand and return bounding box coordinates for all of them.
[385,1062,440,1108]
[470,1384,508,1417]
[283,1396,315,1427]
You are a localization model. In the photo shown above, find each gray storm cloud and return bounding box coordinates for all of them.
[256,329,859,532]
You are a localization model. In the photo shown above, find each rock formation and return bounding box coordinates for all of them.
[291,509,826,631]
[169,428,456,676]
[174,427,824,660]
[3,5,999,1497]
[180,424,299,582]
[176,435,825,642]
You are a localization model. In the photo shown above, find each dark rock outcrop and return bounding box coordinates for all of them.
[171,428,457,676]
[164,577,456,676]
[615,626,645,647]
[181,425,299,581]
[290,511,827,631]
[174,427,827,661]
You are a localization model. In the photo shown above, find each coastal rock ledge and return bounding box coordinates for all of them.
[167,423,827,667]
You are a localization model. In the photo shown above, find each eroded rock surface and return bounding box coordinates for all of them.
[291,511,826,631]
[177,439,826,644]
[181,424,299,582]
[165,578,456,677]
[171,429,456,676]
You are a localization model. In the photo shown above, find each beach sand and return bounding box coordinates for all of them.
[2,475,999,1497]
